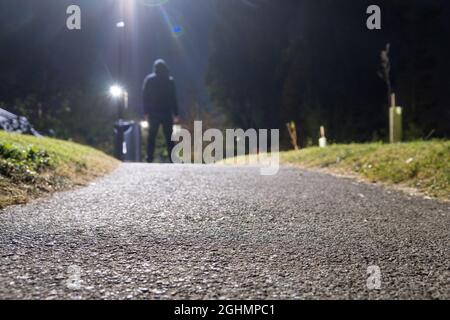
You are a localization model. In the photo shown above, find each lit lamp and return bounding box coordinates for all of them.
[109,85,124,98]
[109,85,128,120]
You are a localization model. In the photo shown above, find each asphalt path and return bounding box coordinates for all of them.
[0,164,448,299]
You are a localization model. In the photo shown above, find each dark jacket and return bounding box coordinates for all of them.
[142,59,179,120]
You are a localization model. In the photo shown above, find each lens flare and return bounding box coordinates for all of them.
[157,5,185,39]
[172,25,184,38]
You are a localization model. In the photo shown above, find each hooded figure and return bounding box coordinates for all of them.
[142,59,179,163]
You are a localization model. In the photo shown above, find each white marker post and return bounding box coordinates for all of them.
[389,93,403,143]
[319,126,327,148]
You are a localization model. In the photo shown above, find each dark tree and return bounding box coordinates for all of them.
[206,0,450,147]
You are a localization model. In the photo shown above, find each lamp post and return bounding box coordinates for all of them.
[110,84,140,161]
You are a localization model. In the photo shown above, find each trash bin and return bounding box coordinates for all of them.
[114,120,141,162]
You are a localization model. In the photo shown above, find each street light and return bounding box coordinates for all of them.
[109,85,124,98]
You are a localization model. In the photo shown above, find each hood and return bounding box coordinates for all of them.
[153,59,170,79]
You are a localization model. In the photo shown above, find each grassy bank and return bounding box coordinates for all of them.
[224,141,449,200]
[0,131,119,208]
[280,141,450,200]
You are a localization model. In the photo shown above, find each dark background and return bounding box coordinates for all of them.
[0,0,449,153]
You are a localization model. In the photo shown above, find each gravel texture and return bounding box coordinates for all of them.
[0,163,449,300]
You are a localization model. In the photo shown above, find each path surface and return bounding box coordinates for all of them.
[0,164,449,299]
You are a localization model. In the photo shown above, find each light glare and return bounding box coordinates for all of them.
[110,85,124,98]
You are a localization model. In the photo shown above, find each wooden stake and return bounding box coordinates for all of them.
[390,93,396,108]
[286,122,299,150]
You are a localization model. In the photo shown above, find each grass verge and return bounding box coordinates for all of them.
[0,131,119,209]
[224,141,450,200]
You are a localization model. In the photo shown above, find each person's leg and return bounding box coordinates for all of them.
[147,119,160,163]
[162,120,174,163]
